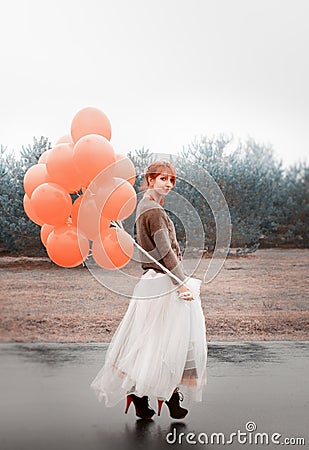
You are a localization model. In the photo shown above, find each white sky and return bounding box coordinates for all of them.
[0,0,308,168]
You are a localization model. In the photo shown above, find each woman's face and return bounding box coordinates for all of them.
[149,172,174,196]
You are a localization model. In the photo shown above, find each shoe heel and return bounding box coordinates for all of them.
[157,399,164,416]
[125,395,133,414]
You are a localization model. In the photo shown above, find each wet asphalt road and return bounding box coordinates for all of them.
[0,341,308,450]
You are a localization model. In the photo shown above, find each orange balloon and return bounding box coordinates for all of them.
[31,182,72,225]
[55,134,73,145]
[73,134,115,185]
[93,177,118,209]
[71,107,112,143]
[46,224,89,268]
[24,164,51,197]
[23,194,44,226]
[38,150,52,164]
[114,154,136,186]
[87,164,116,194]
[92,227,134,269]
[87,155,135,194]
[71,193,110,241]
[95,177,137,221]
[46,143,82,193]
[99,213,111,232]
[40,224,55,247]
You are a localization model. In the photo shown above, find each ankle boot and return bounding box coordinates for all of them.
[125,394,155,419]
[157,387,188,419]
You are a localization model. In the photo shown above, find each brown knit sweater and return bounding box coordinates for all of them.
[135,193,187,285]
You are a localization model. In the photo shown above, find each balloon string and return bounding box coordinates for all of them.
[111,220,185,286]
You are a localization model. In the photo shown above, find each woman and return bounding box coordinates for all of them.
[90,160,207,420]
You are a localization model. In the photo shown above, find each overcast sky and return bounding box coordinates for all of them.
[0,0,308,168]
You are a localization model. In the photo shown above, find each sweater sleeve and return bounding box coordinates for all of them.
[153,229,187,285]
[147,208,187,286]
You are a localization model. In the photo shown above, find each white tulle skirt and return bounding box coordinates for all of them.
[90,269,207,407]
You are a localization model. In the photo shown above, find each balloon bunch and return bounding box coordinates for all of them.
[23,107,137,269]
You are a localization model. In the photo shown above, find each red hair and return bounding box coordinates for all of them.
[140,161,176,191]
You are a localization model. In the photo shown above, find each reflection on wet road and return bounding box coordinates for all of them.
[0,341,308,450]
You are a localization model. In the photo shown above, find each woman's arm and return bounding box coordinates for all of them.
[152,228,186,284]
[148,210,193,300]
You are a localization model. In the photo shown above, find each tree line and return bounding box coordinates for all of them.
[0,135,308,256]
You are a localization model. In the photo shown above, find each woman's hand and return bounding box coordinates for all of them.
[177,284,194,301]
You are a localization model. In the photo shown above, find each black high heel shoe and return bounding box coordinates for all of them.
[157,387,188,419]
[125,394,155,419]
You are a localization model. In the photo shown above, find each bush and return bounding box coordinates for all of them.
[0,135,308,255]
[0,137,51,255]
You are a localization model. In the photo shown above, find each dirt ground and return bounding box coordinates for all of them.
[0,249,308,343]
